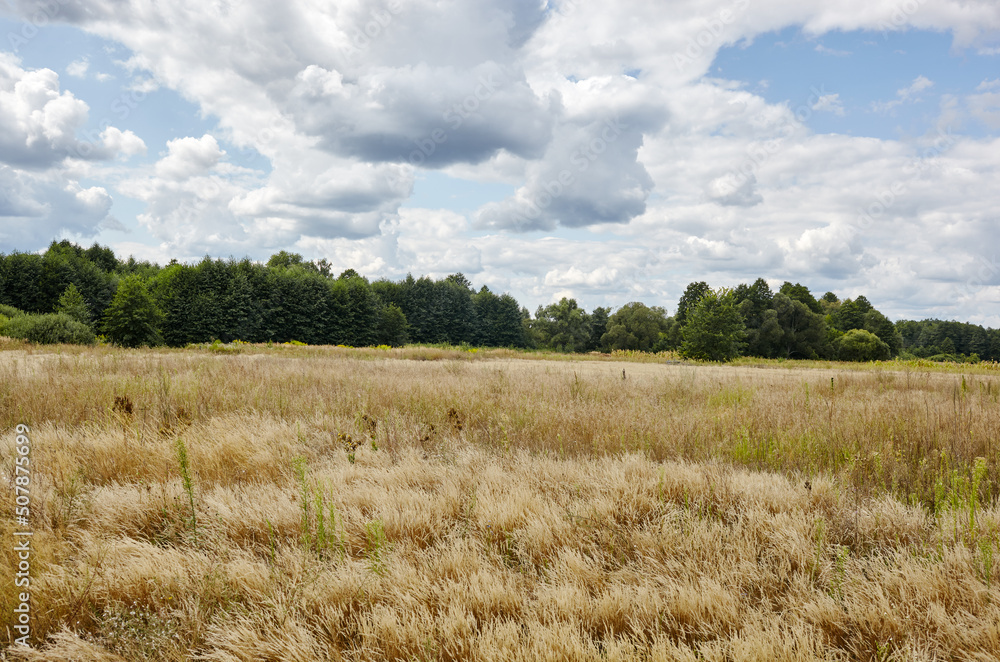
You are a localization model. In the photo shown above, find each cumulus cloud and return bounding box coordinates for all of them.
[706,171,763,207]
[0,163,115,246]
[0,53,146,249]
[66,58,89,78]
[2,0,1000,323]
[812,92,845,116]
[967,79,1000,128]
[474,113,656,231]
[0,53,145,167]
[155,135,225,180]
[289,61,555,167]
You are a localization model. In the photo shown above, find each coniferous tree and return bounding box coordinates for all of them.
[56,283,91,326]
[102,275,163,347]
[375,303,409,346]
[675,281,711,326]
[680,289,746,361]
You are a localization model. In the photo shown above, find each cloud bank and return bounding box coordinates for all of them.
[0,0,999,324]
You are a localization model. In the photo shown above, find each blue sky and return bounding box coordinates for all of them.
[0,0,999,325]
[714,27,997,139]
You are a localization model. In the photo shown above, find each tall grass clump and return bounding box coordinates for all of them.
[175,436,198,543]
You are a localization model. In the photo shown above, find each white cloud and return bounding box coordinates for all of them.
[155,135,225,180]
[0,52,145,167]
[815,44,850,56]
[66,57,113,82]
[706,171,763,207]
[66,58,89,78]
[812,92,845,116]
[0,163,116,246]
[0,53,146,248]
[2,0,1000,325]
[128,76,158,93]
[872,75,934,113]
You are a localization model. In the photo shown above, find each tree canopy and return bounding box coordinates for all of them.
[2,241,993,363]
[680,289,746,362]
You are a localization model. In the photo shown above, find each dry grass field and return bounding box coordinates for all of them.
[1,341,999,661]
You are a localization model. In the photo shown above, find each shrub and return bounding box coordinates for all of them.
[0,304,25,318]
[0,313,97,345]
[836,328,890,362]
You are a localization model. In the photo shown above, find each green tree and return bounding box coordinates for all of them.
[530,298,591,352]
[830,297,866,332]
[473,288,527,347]
[84,243,120,272]
[439,275,477,344]
[657,317,682,351]
[102,275,164,347]
[836,329,891,362]
[586,306,610,352]
[772,293,828,359]
[267,251,306,269]
[680,289,746,361]
[735,278,778,357]
[601,302,670,352]
[779,282,823,314]
[56,283,91,326]
[862,309,902,357]
[375,303,409,346]
[676,281,711,326]
[818,292,840,315]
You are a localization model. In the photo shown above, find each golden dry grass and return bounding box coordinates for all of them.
[1,344,998,660]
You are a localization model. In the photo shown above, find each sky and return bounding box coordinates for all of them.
[0,0,999,326]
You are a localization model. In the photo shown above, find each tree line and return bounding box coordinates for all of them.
[0,242,527,349]
[0,241,996,362]
[524,279,909,362]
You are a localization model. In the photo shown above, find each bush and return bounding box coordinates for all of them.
[836,329,890,362]
[0,313,97,345]
[0,304,25,318]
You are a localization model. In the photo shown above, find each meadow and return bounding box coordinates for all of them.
[1,340,999,661]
